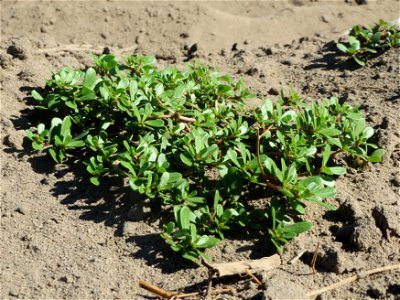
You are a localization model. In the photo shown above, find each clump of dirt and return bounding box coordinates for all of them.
[1,1,399,299]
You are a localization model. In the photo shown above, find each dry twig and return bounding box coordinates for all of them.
[307,263,400,298]
[311,240,320,274]
[139,279,234,299]
[245,269,262,286]
[139,280,175,299]
[289,249,306,265]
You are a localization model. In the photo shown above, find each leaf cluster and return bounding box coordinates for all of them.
[337,19,400,66]
[26,53,384,262]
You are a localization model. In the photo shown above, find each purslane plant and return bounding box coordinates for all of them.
[337,19,400,66]
[26,54,384,262]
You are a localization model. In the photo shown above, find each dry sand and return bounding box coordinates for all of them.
[1,1,399,299]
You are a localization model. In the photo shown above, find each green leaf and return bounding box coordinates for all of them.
[80,93,97,101]
[280,110,296,124]
[182,251,200,262]
[322,144,331,167]
[200,144,218,160]
[32,141,43,150]
[190,224,197,240]
[48,148,65,163]
[25,130,34,140]
[164,222,175,234]
[154,83,164,96]
[226,149,241,168]
[279,188,294,198]
[179,206,191,230]
[286,163,297,184]
[38,123,47,134]
[83,68,99,90]
[337,43,348,53]
[362,127,374,140]
[220,208,239,223]
[371,32,381,43]
[145,119,165,127]
[213,190,222,210]
[303,146,317,157]
[314,186,336,199]
[319,128,341,137]
[90,176,100,186]
[327,137,342,148]
[186,197,205,205]
[217,85,234,96]
[298,176,323,192]
[288,198,305,214]
[282,221,312,235]
[117,78,130,90]
[196,236,220,248]
[60,116,72,138]
[368,149,384,162]
[129,80,138,101]
[31,90,43,101]
[329,167,346,175]
[353,56,366,66]
[321,166,346,176]
[100,86,110,101]
[348,36,361,50]
[354,118,366,137]
[66,140,85,149]
[180,154,193,167]
[216,204,223,218]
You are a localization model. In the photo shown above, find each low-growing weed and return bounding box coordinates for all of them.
[337,19,400,66]
[26,54,384,262]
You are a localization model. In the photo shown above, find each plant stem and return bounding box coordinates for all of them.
[256,128,281,191]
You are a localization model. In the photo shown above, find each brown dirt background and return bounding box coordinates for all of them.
[1,0,400,299]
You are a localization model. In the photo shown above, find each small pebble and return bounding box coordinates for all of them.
[9,290,19,297]
[268,87,280,95]
[262,47,273,55]
[245,67,258,76]
[187,43,198,55]
[321,14,330,23]
[7,36,32,60]
[59,275,73,283]
[15,206,26,215]
[5,130,26,151]
[0,53,14,68]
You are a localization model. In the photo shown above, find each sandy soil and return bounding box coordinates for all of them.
[1,0,399,299]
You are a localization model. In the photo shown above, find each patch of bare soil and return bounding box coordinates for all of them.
[1,1,399,299]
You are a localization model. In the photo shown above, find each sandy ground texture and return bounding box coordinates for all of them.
[1,0,400,299]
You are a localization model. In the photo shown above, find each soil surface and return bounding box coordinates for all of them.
[1,1,400,299]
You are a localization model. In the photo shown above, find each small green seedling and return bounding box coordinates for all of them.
[25,54,384,262]
[337,19,400,66]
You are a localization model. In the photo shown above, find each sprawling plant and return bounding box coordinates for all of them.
[337,19,400,66]
[26,54,384,262]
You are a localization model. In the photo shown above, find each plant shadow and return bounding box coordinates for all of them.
[303,40,390,71]
[303,41,360,71]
